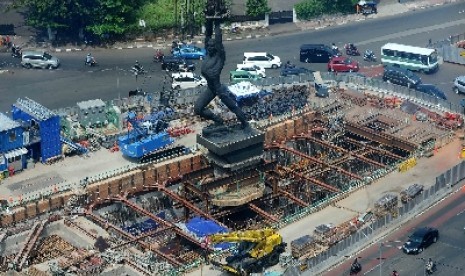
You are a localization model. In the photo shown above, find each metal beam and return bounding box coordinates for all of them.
[151,184,228,229]
[295,135,387,168]
[278,188,309,207]
[345,122,417,152]
[344,137,403,160]
[83,211,181,266]
[278,165,341,193]
[248,203,279,223]
[112,196,211,251]
[269,143,362,180]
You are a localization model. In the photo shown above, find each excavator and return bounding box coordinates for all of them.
[207,228,287,275]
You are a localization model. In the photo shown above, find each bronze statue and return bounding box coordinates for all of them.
[194,0,249,130]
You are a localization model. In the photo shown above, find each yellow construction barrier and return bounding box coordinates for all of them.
[398,157,417,172]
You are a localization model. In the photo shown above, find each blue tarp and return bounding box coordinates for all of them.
[186,216,231,250]
[122,211,165,236]
[186,216,227,237]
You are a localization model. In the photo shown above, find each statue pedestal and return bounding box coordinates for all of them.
[197,124,264,176]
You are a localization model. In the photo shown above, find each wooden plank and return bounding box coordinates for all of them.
[26,203,37,218]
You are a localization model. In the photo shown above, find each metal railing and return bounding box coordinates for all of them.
[320,72,463,113]
[283,160,465,275]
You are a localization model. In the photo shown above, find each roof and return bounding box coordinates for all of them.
[13,98,57,121]
[77,99,106,109]
[0,113,21,132]
[381,43,435,56]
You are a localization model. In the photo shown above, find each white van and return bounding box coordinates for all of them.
[171,72,207,90]
[236,64,266,78]
[243,52,281,69]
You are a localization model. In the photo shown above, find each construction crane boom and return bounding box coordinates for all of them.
[207,228,286,275]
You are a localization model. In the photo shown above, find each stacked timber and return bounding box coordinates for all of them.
[291,235,316,258]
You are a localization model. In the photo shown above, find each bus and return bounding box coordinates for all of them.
[380,43,439,73]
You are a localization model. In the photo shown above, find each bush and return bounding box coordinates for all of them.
[295,0,359,20]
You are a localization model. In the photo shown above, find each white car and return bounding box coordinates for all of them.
[236,64,266,78]
[243,52,281,69]
[171,72,207,90]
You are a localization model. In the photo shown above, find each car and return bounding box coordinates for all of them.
[230,70,260,84]
[453,76,465,94]
[415,84,447,100]
[161,56,195,72]
[281,67,314,76]
[243,52,281,69]
[21,50,60,69]
[383,66,422,88]
[327,56,359,72]
[172,46,206,60]
[236,64,266,78]
[300,44,339,63]
[171,72,207,90]
[402,227,439,254]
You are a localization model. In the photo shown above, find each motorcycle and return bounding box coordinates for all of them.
[425,261,436,275]
[85,57,97,67]
[364,50,377,62]
[349,259,362,275]
[153,50,164,63]
[131,65,146,75]
[344,43,360,56]
[11,45,22,58]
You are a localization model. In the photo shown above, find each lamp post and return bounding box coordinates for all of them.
[378,240,402,276]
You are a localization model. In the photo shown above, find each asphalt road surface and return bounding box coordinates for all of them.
[326,186,465,276]
[1,2,465,113]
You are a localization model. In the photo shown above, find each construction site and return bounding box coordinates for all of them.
[0,74,461,276]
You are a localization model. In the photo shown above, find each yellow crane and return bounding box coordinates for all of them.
[207,228,286,275]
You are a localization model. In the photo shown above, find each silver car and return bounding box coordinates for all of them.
[453,76,465,94]
[21,50,60,69]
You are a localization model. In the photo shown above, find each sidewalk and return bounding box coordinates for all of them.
[2,0,457,53]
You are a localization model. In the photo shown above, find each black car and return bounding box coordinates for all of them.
[415,84,447,100]
[280,67,314,76]
[402,227,439,254]
[161,56,195,72]
[299,44,339,63]
[383,66,422,89]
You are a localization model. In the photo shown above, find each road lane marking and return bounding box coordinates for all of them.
[357,18,465,46]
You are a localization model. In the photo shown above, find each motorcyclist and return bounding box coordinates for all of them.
[426,258,435,274]
[85,53,95,64]
[134,61,143,72]
[392,270,399,276]
[364,49,375,60]
[332,43,339,51]
[155,49,164,62]
[284,60,295,69]
[350,258,361,275]
[11,43,21,57]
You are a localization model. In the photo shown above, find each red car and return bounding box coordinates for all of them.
[327,56,359,72]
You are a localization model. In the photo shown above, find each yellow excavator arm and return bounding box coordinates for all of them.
[208,228,283,258]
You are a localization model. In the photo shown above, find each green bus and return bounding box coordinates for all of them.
[381,43,438,73]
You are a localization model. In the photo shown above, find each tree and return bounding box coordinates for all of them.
[246,0,271,17]
[9,0,148,40]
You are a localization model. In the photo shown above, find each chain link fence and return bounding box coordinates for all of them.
[283,160,465,276]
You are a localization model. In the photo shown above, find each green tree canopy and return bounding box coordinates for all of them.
[246,0,271,17]
[10,0,148,39]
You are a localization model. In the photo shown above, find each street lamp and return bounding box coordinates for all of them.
[377,240,402,276]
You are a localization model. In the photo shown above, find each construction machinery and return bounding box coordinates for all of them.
[207,228,287,275]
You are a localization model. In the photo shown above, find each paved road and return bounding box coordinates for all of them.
[1,2,465,113]
[326,186,465,276]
